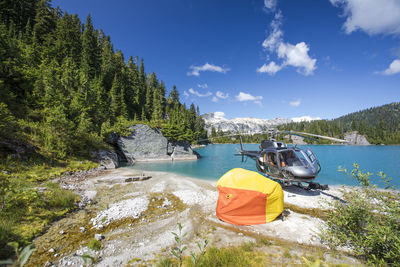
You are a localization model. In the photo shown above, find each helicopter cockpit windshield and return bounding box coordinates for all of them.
[279,150,304,167]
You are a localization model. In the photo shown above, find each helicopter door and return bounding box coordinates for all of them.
[265,152,280,175]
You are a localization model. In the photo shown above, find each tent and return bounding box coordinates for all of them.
[216,168,284,225]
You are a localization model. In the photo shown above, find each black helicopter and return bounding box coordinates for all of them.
[235,130,349,190]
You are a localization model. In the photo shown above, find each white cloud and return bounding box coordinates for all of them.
[188,88,212,97]
[183,91,189,98]
[214,111,226,119]
[216,91,229,99]
[197,83,208,88]
[259,9,316,76]
[264,0,277,11]
[376,59,400,75]
[212,96,218,102]
[277,42,317,76]
[289,99,301,107]
[257,61,282,75]
[235,92,263,106]
[262,11,283,51]
[187,63,230,76]
[291,116,321,122]
[330,0,400,36]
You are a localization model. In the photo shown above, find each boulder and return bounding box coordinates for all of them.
[171,140,198,160]
[117,124,171,162]
[93,150,119,169]
[344,131,370,145]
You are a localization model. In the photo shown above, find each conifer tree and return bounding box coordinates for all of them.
[33,0,56,44]
[81,14,100,79]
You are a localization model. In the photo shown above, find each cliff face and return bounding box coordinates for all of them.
[202,112,290,135]
[344,131,370,145]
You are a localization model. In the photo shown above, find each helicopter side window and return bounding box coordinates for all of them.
[267,152,277,166]
[265,152,279,175]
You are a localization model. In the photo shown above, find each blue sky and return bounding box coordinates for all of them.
[53,0,400,120]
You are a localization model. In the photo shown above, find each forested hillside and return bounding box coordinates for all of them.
[0,0,206,159]
[280,102,400,144]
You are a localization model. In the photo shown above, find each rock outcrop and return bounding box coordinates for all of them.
[170,140,198,161]
[117,124,198,162]
[286,135,307,145]
[344,131,370,145]
[93,150,120,169]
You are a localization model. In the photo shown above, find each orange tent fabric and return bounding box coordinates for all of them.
[216,168,284,225]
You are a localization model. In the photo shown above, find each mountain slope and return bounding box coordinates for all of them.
[201,112,290,135]
[281,102,400,144]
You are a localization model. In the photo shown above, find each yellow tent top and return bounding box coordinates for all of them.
[216,168,284,225]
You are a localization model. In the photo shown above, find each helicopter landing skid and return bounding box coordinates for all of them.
[297,181,329,191]
[275,179,329,191]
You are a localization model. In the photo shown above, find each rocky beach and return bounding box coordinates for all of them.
[26,167,363,266]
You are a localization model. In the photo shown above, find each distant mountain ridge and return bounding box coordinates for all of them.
[201,112,291,135]
[202,102,400,144]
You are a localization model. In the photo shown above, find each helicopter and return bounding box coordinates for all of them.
[235,130,349,190]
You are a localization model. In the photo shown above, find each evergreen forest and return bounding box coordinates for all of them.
[0,0,207,160]
[279,102,400,144]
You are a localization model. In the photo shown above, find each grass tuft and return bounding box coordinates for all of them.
[87,238,102,251]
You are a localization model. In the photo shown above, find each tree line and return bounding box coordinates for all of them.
[279,102,400,144]
[0,0,207,159]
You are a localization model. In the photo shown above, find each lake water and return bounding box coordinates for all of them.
[127,144,400,188]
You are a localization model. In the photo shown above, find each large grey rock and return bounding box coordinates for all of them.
[117,124,171,162]
[344,131,370,145]
[285,135,307,145]
[93,150,119,169]
[171,140,198,160]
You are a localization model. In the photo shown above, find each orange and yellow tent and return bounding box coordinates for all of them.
[216,168,284,225]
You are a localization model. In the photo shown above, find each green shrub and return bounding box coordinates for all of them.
[195,246,252,267]
[87,238,102,251]
[45,186,78,209]
[0,102,17,137]
[320,164,400,265]
[0,217,16,258]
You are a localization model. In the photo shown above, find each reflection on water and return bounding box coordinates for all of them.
[127,144,400,188]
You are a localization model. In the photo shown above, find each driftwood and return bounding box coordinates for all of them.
[124,175,152,182]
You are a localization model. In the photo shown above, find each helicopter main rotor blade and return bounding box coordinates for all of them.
[195,127,348,144]
[279,131,349,143]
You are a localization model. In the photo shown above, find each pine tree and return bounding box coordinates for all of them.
[54,13,82,65]
[167,85,179,105]
[32,0,56,44]
[81,14,100,79]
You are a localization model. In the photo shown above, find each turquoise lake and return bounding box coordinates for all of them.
[127,144,400,188]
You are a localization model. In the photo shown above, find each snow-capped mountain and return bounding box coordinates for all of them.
[201,112,291,135]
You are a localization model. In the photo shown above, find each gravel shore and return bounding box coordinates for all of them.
[27,167,363,267]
